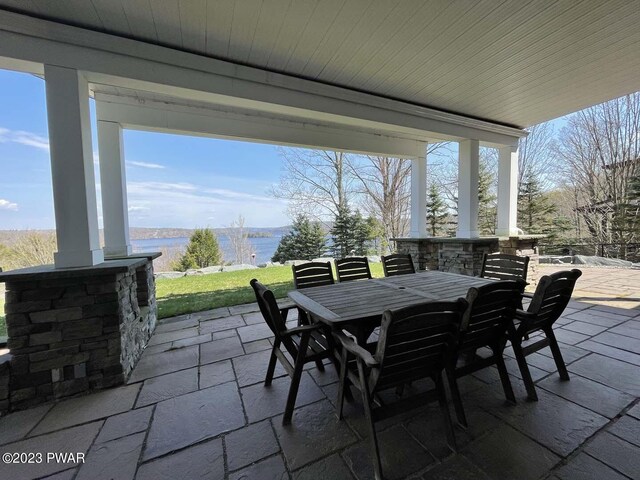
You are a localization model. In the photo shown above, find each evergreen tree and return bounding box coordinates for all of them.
[331,205,356,258]
[517,171,569,240]
[271,215,327,262]
[176,228,222,271]
[353,210,373,255]
[425,183,448,236]
[478,162,497,235]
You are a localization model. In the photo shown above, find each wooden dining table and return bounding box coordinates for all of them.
[288,270,493,344]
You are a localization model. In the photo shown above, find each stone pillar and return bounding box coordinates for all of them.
[0,258,157,413]
[410,153,427,237]
[457,139,480,238]
[45,65,103,268]
[496,145,519,236]
[97,120,133,257]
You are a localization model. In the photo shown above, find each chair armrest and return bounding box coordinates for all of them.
[515,309,536,322]
[522,292,534,299]
[333,332,378,368]
[280,324,324,338]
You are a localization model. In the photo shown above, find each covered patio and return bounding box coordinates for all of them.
[0,266,638,480]
[0,1,639,479]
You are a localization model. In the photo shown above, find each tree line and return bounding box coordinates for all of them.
[270,93,640,260]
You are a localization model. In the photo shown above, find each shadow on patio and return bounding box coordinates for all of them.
[0,266,639,480]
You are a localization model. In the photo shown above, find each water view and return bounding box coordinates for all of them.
[131,235,283,265]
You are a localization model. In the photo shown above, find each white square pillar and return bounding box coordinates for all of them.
[45,65,104,268]
[410,152,427,237]
[97,119,132,257]
[496,145,519,236]
[457,139,480,238]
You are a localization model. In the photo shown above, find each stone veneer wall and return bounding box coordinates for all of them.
[394,236,542,285]
[0,257,157,413]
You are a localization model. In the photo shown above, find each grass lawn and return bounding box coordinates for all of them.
[157,263,385,319]
[0,263,386,335]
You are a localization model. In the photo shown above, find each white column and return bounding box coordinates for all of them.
[410,152,427,237]
[496,145,519,236]
[97,120,132,257]
[457,139,480,238]
[45,65,104,268]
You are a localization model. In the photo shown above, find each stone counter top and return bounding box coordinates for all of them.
[0,257,149,283]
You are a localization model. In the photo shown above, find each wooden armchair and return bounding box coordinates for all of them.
[480,253,530,282]
[508,269,582,401]
[381,253,416,277]
[447,280,525,427]
[292,261,335,288]
[333,300,467,480]
[250,279,338,424]
[335,256,372,282]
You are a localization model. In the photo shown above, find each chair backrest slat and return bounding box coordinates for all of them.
[525,269,582,332]
[370,300,467,392]
[335,257,372,282]
[481,253,529,282]
[292,261,335,289]
[381,253,416,277]
[461,280,525,350]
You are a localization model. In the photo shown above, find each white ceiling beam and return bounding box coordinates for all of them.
[95,94,427,159]
[0,10,524,147]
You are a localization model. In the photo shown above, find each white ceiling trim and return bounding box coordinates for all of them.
[0,10,525,147]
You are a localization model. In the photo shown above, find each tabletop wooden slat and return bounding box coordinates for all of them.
[288,271,493,327]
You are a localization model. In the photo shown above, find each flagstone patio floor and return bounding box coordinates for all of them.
[0,266,639,480]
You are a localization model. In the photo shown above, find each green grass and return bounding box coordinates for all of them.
[157,263,385,319]
[0,263,385,335]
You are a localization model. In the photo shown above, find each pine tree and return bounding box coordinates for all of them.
[517,171,568,240]
[353,210,373,255]
[271,215,327,262]
[478,162,497,235]
[331,205,356,258]
[176,228,222,271]
[425,183,448,236]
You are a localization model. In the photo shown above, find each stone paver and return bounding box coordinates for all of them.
[32,384,140,435]
[225,420,280,471]
[584,431,640,479]
[2,276,640,480]
[127,345,199,383]
[0,404,52,445]
[135,367,198,407]
[0,421,102,480]
[537,374,635,418]
[76,432,145,480]
[274,400,357,470]
[143,382,245,460]
[135,438,224,480]
[462,424,560,480]
[199,335,244,364]
[241,372,325,423]
[228,455,288,480]
[95,406,153,443]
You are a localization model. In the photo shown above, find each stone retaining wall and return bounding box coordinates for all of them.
[0,257,157,413]
[394,236,543,286]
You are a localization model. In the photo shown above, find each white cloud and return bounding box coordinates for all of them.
[125,180,287,227]
[0,127,49,151]
[0,199,18,211]
[128,161,166,169]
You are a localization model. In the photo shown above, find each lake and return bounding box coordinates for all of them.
[131,235,283,265]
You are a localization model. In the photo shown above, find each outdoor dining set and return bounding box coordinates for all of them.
[250,253,582,480]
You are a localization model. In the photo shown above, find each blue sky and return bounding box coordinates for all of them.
[0,69,289,230]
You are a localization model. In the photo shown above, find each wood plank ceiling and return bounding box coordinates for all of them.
[1,0,639,128]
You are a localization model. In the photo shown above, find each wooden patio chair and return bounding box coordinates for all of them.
[447,280,525,428]
[381,253,416,277]
[292,261,335,288]
[333,299,467,480]
[508,269,582,401]
[480,252,530,282]
[250,279,338,425]
[335,256,372,282]
[291,261,335,324]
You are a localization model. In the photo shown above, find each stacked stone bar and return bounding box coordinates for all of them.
[0,257,157,413]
